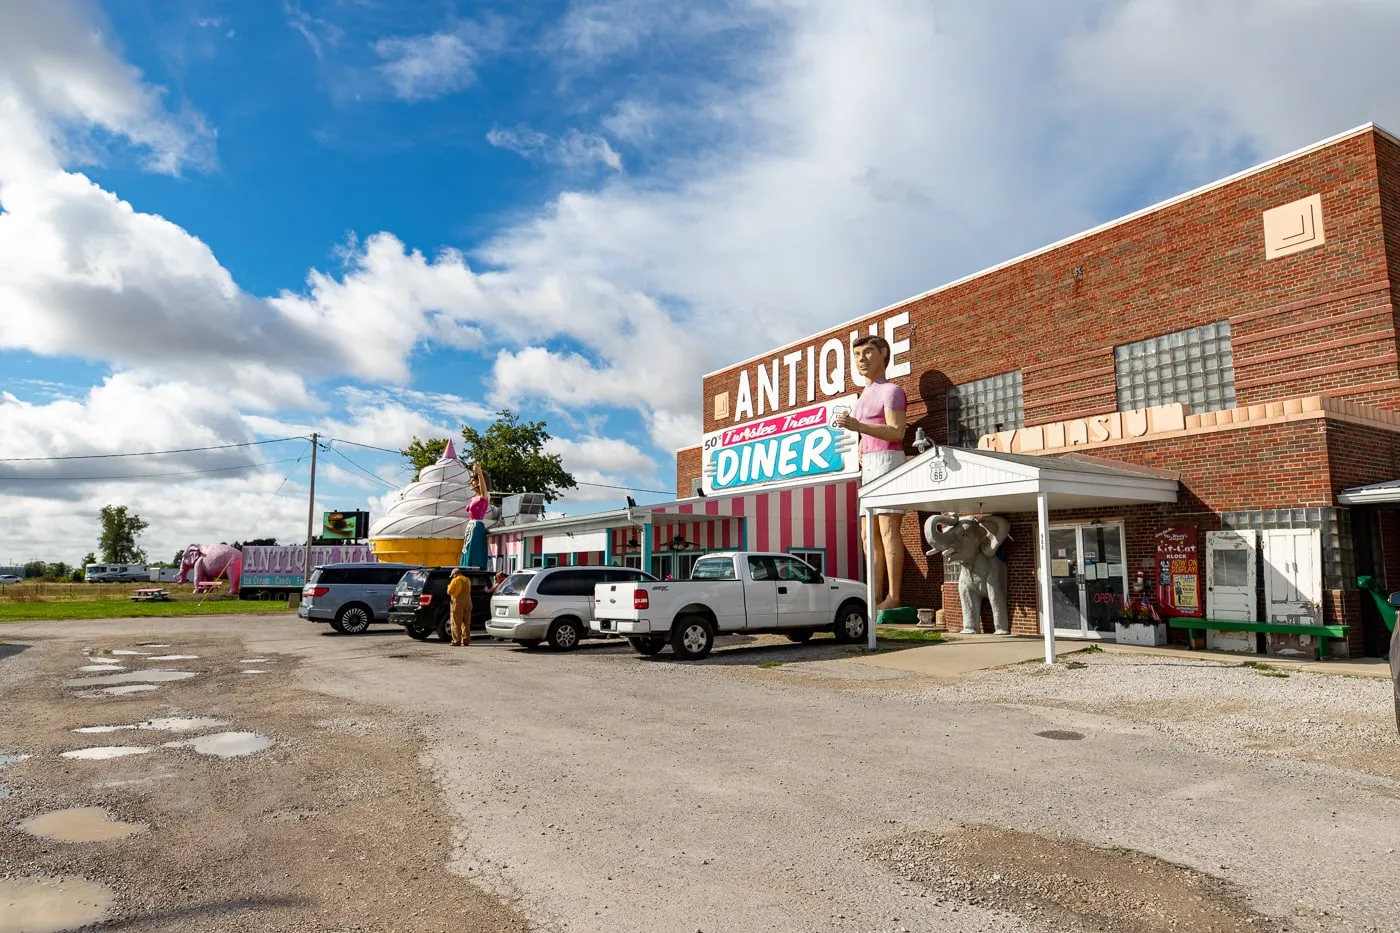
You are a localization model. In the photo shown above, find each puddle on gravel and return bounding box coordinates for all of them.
[20,807,148,843]
[74,717,227,734]
[0,876,114,932]
[60,746,152,760]
[1035,730,1085,741]
[136,643,170,647]
[0,753,31,766]
[241,669,268,674]
[145,654,199,661]
[101,685,161,696]
[868,825,1280,933]
[77,665,125,673]
[109,649,147,656]
[238,658,268,663]
[163,731,273,758]
[0,784,9,799]
[63,669,196,687]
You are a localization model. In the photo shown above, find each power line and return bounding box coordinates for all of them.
[325,437,404,456]
[0,436,306,462]
[0,456,311,483]
[325,443,400,490]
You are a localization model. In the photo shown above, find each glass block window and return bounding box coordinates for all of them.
[1114,322,1235,414]
[947,371,1023,447]
[1221,508,1353,591]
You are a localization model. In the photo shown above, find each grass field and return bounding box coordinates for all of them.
[0,599,294,623]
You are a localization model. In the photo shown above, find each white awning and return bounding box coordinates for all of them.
[855,446,1179,664]
[1338,480,1400,505]
[857,446,1180,514]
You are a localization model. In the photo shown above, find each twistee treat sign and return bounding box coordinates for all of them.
[1154,525,1202,617]
[702,395,858,494]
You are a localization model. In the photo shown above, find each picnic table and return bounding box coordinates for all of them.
[193,581,224,595]
[130,588,171,602]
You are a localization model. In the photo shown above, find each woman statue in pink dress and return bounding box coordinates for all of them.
[833,333,908,611]
[461,463,494,568]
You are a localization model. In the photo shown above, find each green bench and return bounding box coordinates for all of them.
[1166,618,1348,661]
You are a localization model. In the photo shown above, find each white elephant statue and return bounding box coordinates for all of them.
[923,514,1011,634]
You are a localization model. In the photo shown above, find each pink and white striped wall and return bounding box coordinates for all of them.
[487,477,865,580]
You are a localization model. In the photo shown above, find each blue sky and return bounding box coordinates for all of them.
[3,0,1400,564]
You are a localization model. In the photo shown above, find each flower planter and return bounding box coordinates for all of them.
[1114,621,1167,647]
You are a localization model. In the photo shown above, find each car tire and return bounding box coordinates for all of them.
[334,603,373,635]
[670,615,714,661]
[436,615,453,642]
[832,601,868,644]
[547,618,583,652]
[406,623,433,641]
[784,630,815,643]
[627,636,666,656]
[517,639,543,649]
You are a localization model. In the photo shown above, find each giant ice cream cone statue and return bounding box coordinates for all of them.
[368,440,473,566]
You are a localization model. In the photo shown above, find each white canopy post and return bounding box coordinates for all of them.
[1036,490,1056,664]
[865,507,878,651]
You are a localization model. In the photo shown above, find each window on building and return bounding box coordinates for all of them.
[1114,322,1235,414]
[788,548,826,575]
[947,371,1023,447]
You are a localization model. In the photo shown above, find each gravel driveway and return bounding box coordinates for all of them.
[3,616,1397,933]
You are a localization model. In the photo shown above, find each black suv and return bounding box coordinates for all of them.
[390,567,495,642]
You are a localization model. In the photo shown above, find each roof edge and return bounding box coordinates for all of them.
[704,122,1394,379]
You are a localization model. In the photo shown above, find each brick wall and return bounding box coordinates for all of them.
[675,445,702,497]
[700,129,1397,445]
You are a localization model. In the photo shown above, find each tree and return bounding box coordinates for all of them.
[230,538,278,549]
[46,561,70,579]
[81,552,97,569]
[460,410,577,503]
[98,505,149,564]
[400,437,449,480]
[70,567,84,582]
[172,550,185,567]
[23,560,46,579]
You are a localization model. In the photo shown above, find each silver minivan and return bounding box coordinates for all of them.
[299,562,419,634]
[487,566,656,651]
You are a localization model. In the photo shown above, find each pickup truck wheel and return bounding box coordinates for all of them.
[832,602,868,643]
[548,618,582,651]
[334,604,372,635]
[784,630,814,643]
[671,615,715,660]
[627,636,666,655]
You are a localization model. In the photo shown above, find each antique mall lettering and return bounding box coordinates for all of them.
[731,311,912,422]
[978,404,1188,454]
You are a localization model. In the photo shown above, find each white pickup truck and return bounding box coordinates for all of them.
[589,551,869,660]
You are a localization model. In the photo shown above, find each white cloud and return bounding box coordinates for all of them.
[374,20,503,102]
[488,125,623,172]
[284,1,343,61]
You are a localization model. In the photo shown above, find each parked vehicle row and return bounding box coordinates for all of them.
[296,552,870,661]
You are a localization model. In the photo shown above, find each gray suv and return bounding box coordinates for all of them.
[299,562,418,634]
[487,566,656,650]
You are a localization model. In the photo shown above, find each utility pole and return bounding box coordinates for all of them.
[304,433,319,585]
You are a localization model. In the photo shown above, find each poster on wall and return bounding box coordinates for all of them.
[700,394,859,495]
[1154,525,1202,617]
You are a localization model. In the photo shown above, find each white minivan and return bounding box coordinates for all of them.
[487,566,657,651]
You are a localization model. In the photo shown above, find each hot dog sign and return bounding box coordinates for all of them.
[701,395,859,494]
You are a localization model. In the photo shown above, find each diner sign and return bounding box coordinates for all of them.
[702,394,859,494]
[1154,525,1202,617]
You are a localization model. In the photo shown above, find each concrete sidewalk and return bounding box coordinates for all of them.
[854,630,1393,679]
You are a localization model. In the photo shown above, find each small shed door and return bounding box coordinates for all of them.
[1206,531,1257,621]
[1262,529,1323,625]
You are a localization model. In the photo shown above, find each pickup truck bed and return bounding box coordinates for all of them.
[591,551,868,659]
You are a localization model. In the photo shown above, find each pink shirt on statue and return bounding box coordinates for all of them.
[468,496,490,520]
[851,379,906,453]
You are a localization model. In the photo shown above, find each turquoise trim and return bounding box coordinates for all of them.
[641,523,653,575]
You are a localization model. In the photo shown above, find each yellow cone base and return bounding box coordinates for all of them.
[369,537,463,567]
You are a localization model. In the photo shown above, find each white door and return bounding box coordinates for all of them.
[1261,529,1322,625]
[771,555,827,628]
[1205,530,1257,653]
[742,555,780,629]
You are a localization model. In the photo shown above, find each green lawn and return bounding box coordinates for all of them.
[0,599,295,623]
[874,628,945,643]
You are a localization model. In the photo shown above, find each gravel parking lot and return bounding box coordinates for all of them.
[1,615,1397,933]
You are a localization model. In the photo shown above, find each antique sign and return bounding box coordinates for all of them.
[1154,525,1202,618]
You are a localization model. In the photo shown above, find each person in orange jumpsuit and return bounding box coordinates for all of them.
[446,569,472,647]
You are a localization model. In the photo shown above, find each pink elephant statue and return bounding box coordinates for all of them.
[176,543,243,595]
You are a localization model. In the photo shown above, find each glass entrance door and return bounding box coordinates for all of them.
[1047,523,1126,638]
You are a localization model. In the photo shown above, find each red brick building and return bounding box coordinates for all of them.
[671,123,1400,659]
